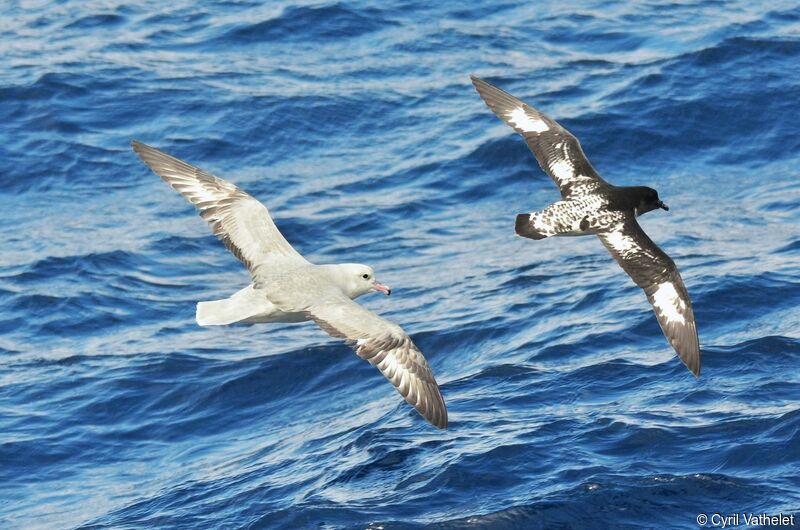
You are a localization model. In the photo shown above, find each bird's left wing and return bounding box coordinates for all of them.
[132,141,308,278]
[471,75,608,200]
[598,218,700,376]
[306,295,448,429]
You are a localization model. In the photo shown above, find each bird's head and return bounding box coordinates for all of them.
[335,264,392,299]
[635,187,669,216]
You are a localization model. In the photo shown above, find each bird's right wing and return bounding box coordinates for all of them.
[598,218,700,376]
[132,141,308,276]
[471,76,608,200]
[306,295,448,429]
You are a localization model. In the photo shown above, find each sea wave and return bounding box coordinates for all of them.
[2,0,799,528]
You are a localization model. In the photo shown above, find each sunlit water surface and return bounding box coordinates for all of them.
[1,1,799,528]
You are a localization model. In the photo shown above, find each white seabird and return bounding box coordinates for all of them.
[132,141,447,428]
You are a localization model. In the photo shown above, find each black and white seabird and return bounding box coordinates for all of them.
[471,76,701,377]
[132,141,447,428]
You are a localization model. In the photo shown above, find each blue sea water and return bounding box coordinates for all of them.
[1,1,799,528]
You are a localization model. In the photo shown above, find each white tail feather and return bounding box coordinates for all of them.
[195,285,274,326]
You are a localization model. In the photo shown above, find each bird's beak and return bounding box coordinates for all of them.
[373,281,391,296]
[658,200,669,211]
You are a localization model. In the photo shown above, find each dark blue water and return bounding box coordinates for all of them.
[2,1,799,528]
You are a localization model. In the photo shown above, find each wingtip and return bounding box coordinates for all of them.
[436,409,449,429]
[131,141,177,169]
[681,336,701,378]
[428,415,448,430]
[690,362,701,378]
[679,350,701,378]
[470,75,488,90]
[421,390,448,429]
[131,139,150,157]
[411,405,448,430]
[425,398,448,429]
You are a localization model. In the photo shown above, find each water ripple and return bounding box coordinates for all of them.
[1,0,799,528]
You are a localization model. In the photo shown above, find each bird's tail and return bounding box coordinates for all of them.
[196,299,246,326]
[195,285,273,326]
[515,213,549,240]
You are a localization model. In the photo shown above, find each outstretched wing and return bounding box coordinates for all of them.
[307,295,448,429]
[598,218,700,376]
[471,76,608,200]
[132,141,307,275]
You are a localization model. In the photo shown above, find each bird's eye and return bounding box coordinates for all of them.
[362,274,369,279]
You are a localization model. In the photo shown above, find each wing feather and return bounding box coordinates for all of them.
[307,297,448,429]
[132,141,307,275]
[471,76,608,199]
[598,218,700,376]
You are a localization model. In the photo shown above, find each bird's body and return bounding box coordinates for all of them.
[196,284,295,326]
[197,262,374,326]
[194,258,306,326]
[132,141,447,428]
[471,76,701,376]
[517,194,623,238]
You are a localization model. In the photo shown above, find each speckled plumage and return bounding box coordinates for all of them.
[471,76,700,376]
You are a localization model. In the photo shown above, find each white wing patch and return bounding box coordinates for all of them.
[181,181,231,205]
[548,158,575,183]
[507,107,548,133]
[651,282,686,324]
[603,229,637,256]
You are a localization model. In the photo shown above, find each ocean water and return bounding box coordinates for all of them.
[1,1,799,528]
